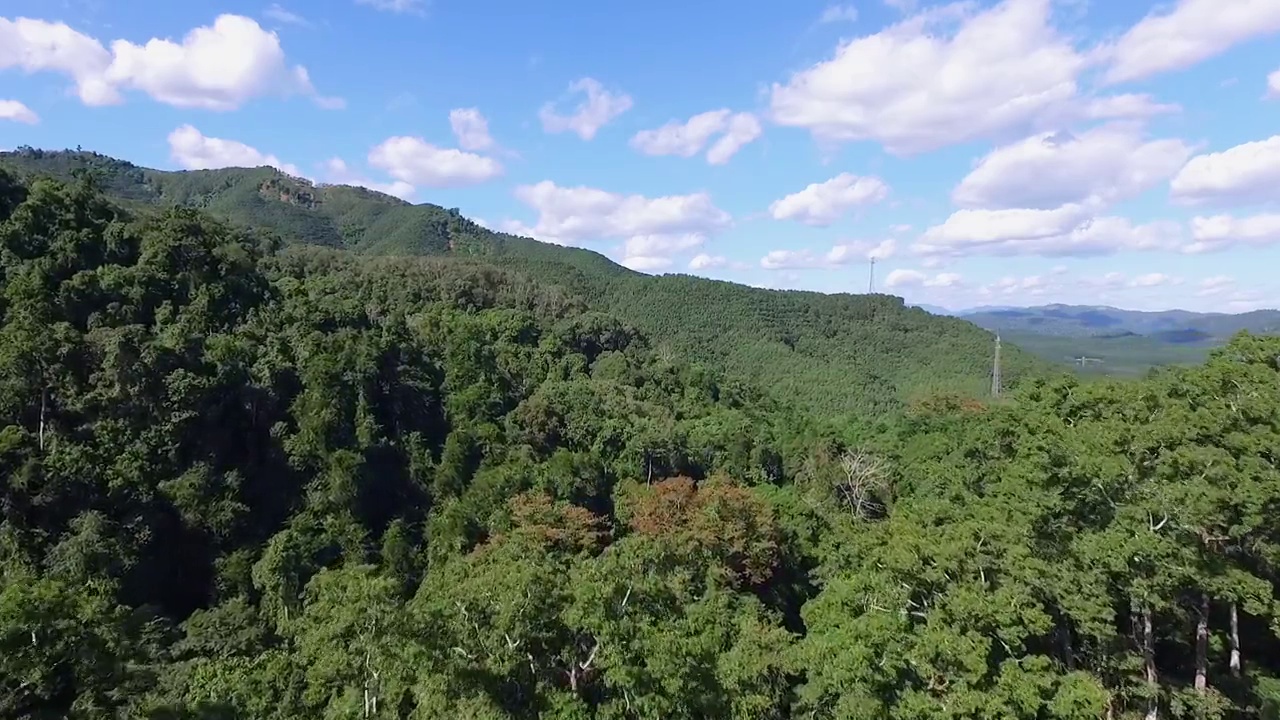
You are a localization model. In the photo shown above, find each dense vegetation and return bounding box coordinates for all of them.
[6,166,1280,720]
[0,148,1045,420]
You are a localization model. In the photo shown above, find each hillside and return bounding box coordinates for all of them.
[0,147,1046,418]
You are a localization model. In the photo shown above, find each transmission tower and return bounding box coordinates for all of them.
[868,258,876,293]
[991,333,1002,398]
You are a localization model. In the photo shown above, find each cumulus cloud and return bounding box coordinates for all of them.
[449,108,495,152]
[167,124,303,176]
[510,181,731,269]
[1196,275,1234,297]
[368,136,503,188]
[689,253,727,270]
[1101,0,1280,85]
[622,256,672,272]
[915,204,1184,258]
[760,239,894,270]
[0,14,340,110]
[630,109,762,165]
[885,269,963,289]
[539,78,633,140]
[1184,213,1280,253]
[1080,93,1182,120]
[0,99,38,124]
[620,234,706,269]
[953,124,1192,210]
[1170,135,1280,206]
[767,0,1159,154]
[769,173,889,226]
[888,268,1256,313]
[322,157,415,201]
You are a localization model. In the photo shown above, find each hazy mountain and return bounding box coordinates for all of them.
[961,303,1280,342]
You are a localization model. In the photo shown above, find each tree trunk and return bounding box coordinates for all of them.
[1195,594,1209,693]
[1229,602,1241,677]
[38,385,46,451]
[1144,606,1159,720]
[1059,619,1075,671]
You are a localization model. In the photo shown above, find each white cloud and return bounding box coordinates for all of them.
[630,109,762,164]
[915,204,1184,257]
[760,239,893,270]
[263,4,309,25]
[883,0,917,10]
[828,238,897,262]
[1128,272,1180,288]
[0,15,340,111]
[512,181,732,254]
[890,268,1262,312]
[769,173,889,226]
[0,17,117,105]
[622,256,672,272]
[1185,213,1280,253]
[1170,135,1280,206]
[1196,275,1234,297]
[1081,93,1182,120]
[621,234,706,268]
[819,5,858,23]
[1101,0,1280,85]
[953,124,1192,210]
[539,77,633,140]
[0,99,38,124]
[1269,68,1280,98]
[321,157,415,201]
[769,0,1107,154]
[356,0,427,14]
[368,136,502,188]
[107,15,340,110]
[167,124,303,176]
[885,269,963,289]
[689,253,727,270]
[706,113,763,165]
[449,108,495,152]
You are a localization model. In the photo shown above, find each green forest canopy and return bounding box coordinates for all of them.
[0,148,1047,421]
[4,168,1280,719]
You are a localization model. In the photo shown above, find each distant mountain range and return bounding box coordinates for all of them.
[924,303,1280,377]
[956,304,1280,344]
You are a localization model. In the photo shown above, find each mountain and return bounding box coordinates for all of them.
[961,303,1280,340]
[959,303,1280,377]
[0,148,1047,418]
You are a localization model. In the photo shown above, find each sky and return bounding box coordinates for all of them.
[1,0,1279,313]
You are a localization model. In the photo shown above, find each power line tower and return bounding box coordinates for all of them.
[991,333,1002,398]
[867,257,876,293]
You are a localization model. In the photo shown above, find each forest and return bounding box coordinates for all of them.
[3,168,1280,720]
[0,149,1046,421]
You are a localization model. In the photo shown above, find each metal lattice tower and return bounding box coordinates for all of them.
[868,258,876,293]
[991,333,1002,398]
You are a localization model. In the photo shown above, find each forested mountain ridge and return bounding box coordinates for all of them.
[963,303,1280,342]
[0,147,1046,418]
[6,169,1280,718]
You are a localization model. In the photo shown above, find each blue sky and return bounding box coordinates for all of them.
[2,0,1278,312]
